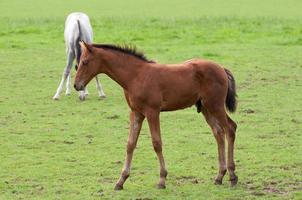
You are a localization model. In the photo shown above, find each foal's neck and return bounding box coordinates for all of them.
[100,50,148,91]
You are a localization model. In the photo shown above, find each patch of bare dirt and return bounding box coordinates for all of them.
[106,114,120,119]
[175,175,204,185]
[63,140,74,144]
[240,109,255,114]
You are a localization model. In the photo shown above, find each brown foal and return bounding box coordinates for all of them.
[74,41,238,189]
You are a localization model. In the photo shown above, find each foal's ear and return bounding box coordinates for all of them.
[79,40,93,53]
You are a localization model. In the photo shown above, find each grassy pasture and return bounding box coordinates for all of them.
[0,0,302,199]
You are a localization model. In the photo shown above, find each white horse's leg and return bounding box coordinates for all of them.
[84,87,89,96]
[95,75,106,98]
[65,73,72,95]
[79,87,88,101]
[53,50,74,100]
[79,90,86,101]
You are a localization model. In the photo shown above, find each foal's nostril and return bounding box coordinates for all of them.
[74,83,84,91]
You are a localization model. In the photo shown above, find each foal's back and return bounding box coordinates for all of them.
[151,59,227,88]
[141,59,228,111]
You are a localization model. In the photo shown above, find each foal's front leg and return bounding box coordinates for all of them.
[115,111,145,190]
[146,111,168,189]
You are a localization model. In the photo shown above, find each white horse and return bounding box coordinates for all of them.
[53,12,106,100]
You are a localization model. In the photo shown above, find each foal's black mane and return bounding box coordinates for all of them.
[92,44,154,63]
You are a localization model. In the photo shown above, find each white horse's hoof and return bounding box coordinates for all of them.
[79,95,86,101]
[99,95,106,99]
[53,95,60,100]
[65,92,71,96]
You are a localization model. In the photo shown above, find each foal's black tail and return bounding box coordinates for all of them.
[224,68,237,113]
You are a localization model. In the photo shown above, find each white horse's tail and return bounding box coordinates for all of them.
[75,20,82,65]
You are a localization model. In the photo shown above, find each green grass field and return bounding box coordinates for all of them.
[0,0,301,199]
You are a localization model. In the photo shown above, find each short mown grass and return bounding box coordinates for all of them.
[0,1,302,199]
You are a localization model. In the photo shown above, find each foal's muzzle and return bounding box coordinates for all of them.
[74,83,84,91]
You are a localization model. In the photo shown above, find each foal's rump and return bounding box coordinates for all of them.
[187,59,237,113]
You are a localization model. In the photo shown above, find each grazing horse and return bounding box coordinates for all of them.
[74,41,238,189]
[53,12,105,100]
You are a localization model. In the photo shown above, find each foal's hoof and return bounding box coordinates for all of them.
[114,184,123,190]
[157,183,166,189]
[230,176,238,186]
[53,96,59,100]
[214,179,222,185]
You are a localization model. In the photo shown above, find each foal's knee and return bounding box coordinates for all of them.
[126,142,136,154]
[121,169,130,179]
[152,140,162,153]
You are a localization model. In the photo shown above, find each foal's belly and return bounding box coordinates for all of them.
[150,65,201,111]
[160,90,199,111]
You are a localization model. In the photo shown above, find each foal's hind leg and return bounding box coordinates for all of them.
[53,50,74,100]
[226,115,238,186]
[201,106,228,185]
[115,111,145,190]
